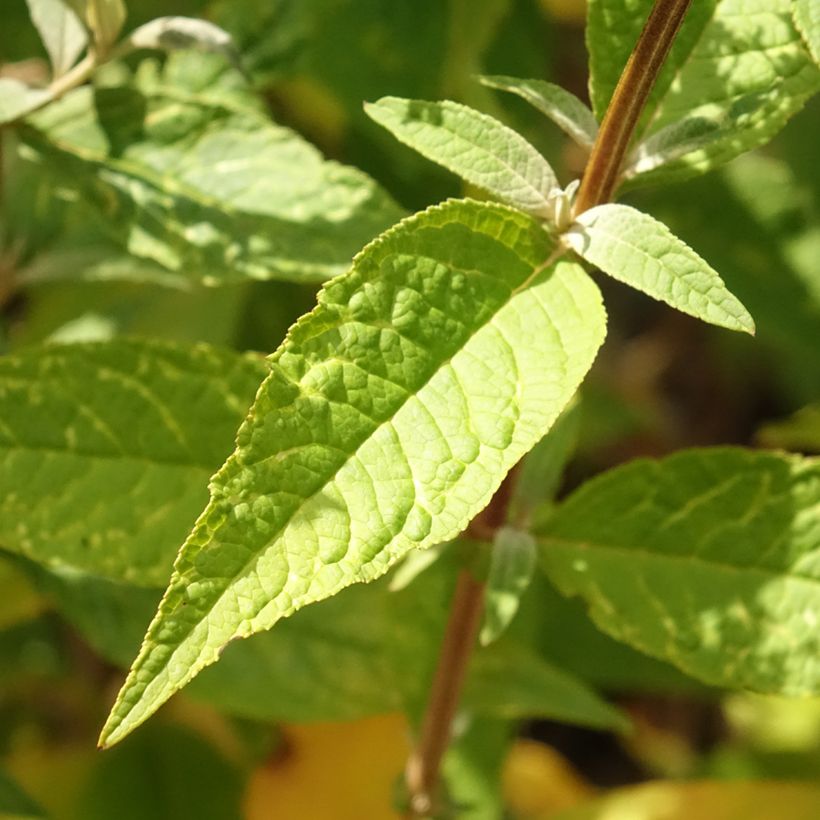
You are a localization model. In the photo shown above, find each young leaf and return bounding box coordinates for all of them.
[99,198,608,747]
[758,403,820,454]
[365,97,557,216]
[0,78,51,125]
[480,527,537,646]
[540,448,820,695]
[479,75,598,149]
[123,16,241,70]
[25,0,88,78]
[0,340,267,586]
[564,203,755,334]
[21,52,404,284]
[82,0,126,54]
[794,0,820,67]
[587,0,820,187]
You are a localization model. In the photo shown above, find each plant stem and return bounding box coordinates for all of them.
[405,568,486,817]
[574,0,694,214]
[404,0,693,810]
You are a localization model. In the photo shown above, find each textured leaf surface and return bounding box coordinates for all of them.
[565,203,754,333]
[554,781,820,820]
[588,0,820,187]
[100,198,607,746]
[794,0,820,66]
[0,340,267,586]
[365,97,557,216]
[480,75,598,148]
[540,448,820,695]
[25,0,87,77]
[21,52,403,284]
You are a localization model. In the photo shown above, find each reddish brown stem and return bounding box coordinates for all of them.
[574,0,694,214]
[405,569,486,817]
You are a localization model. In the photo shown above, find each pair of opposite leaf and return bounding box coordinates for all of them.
[365,78,755,337]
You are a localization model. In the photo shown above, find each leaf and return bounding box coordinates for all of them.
[0,340,267,586]
[467,641,628,730]
[479,75,598,149]
[25,0,88,78]
[587,0,820,187]
[0,768,48,819]
[553,780,820,820]
[124,16,241,69]
[794,0,820,67]
[100,198,608,747]
[565,203,755,334]
[20,52,404,285]
[82,0,126,53]
[365,97,557,216]
[758,403,820,454]
[480,527,538,646]
[539,448,820,695]
[0,79,51,125]
[75,725,243,820]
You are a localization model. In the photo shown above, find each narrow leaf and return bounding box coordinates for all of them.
[0,340,267,586]
[480,75,598,149]
[365,97,557,216]
[540,448,820,695]
[21,52,404,284]
[0,78,51,125]
[480,527,537,646]
[467,641,628,730]
[565,203,755,334]
[25,0,88,78]
[100,198,607,747]
[794,0,820,67]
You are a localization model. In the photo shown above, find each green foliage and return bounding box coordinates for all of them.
[540,448,820,695]
[565,203,755,333]
[365,97,558,215]
[100,198,607,745]
[22,53,403,285]
[0,340,267,586]
[794,0,820,67]
[24,0,87,79]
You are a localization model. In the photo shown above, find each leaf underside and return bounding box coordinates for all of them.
[100,198,607,747]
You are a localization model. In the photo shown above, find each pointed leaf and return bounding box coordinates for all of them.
[100,198,607,747]
[480,527,537,646]
[0,340,267,586]
[365,97,557,216]
[467,641,628,730]
[540,448,820,695]
[480,75,598,149]
[565,203,755,333]
[25,0,88,78]
[21,52,404,284]
[587,0,820,187]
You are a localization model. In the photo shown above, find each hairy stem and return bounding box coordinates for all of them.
[405,568,486,817]
[574,0,694,214]
[404,0,693,809]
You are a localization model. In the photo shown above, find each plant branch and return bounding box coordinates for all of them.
[403,0,694,810]
[574,0,694,214]
[405,568,486,817]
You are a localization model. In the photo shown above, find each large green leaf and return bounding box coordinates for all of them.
[365,97,557,215]
[794,0,820,67]
[100,198,608,746]
[587,0,820,187]
[540,448,820,695]
[0,340,267,586]
[565,203,755,333]
[20,52,404,285]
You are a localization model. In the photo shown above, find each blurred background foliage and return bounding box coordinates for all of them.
[1,0,819,817]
